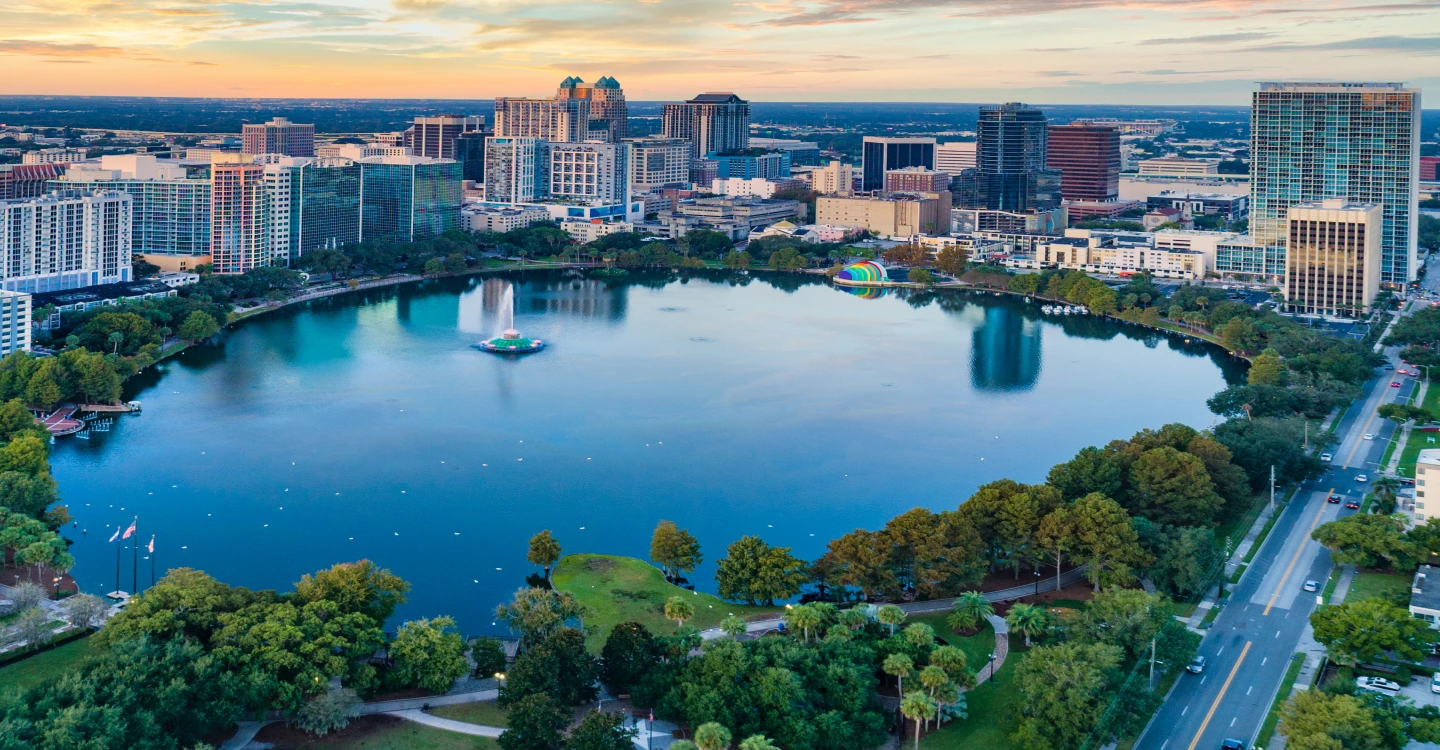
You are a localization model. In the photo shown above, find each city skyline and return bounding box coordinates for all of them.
[2,0,1438,102]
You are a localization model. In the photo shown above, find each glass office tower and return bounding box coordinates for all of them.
[360,157,462,242]
[288,159,360,257]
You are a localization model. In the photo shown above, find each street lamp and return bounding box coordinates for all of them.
[987,652,996,684]
[494,672,506,688]
[1034,569,1042,596]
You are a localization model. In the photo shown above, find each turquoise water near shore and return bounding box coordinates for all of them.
[52,270,1242,632]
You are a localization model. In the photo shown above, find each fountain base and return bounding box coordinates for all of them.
[477,328,545,354]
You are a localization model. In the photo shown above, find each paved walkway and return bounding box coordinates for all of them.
[357,688,497,715]
[218,721,272,750]
[1329,566,1356,605]
[386,709,503,738]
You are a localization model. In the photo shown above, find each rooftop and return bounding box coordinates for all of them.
[1418,448,1440,467]
[34,280,175,308]
[1412,565,1440,614]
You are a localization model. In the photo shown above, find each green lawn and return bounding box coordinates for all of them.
[907,613,997,674]
[427,701,509,728]
[1343,571,1413,605]
[920,651,1024,750]
[552,554,781,649]
[304,722,499,749]
[0,635,96,695]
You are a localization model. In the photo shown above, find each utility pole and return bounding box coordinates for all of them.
[1149,637,1157,687]
[1304,420,1309,450]
[1270,465,1276,509]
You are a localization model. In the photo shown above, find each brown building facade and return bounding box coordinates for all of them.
[1046,123,1119,202]
[1284,200,1382,318]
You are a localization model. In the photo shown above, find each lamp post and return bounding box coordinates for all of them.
[494,672,506,689]
[987,652,996,684]
[1034,569,1042,596]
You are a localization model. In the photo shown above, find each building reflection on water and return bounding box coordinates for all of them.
[458,276,629,333]
[971,303,1042,392]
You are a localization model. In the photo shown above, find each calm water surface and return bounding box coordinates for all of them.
[53,271,1243,631]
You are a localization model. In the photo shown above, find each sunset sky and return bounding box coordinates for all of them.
[2,0,1437,102]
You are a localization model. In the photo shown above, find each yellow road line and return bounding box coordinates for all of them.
[1263,488,1332,616]
[1342,410,1377,469]
[1186,641,1252,750]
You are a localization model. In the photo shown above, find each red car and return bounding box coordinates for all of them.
[1392,382,1403,387]
[1328,495,1341,503]
[1345,500,1361,509]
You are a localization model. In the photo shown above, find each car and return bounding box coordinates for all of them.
[1346,500,1361,509]
[1431,672,1440,694]
[1385,363,1396,370]
[1221,739,1246,750]
[1328,494,1341,503]
[1364,433,1375,440]
[1357,676,1402,694]
[1357,474,1369,483]
[1321,453,1334,462]
[1392,381,1403,387]
[1187,656,1206,674]
[1303,580,1320,592]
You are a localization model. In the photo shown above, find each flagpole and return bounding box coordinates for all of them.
[114,527,120,596]
[131,517,138,595]
[150,535,155,588]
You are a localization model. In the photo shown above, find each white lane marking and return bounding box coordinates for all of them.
[1217,647,1225,657]
[1261,657,1268,666]
[1276,630,1281,638]
[1230,717,1237,727]
[1246,686,1253,695]
[1201,675,1208,685]
[1181,707,1188,717]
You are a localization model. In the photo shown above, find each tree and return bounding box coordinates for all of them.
[1310,597,1434,666]
[821,528,897,599]
[785,603,822,643]
[715,535,807,606]
[528,530,562,582]
[391,616,469,693]
[651,521,702,582]
[1011,642,1124,750]
[738,735,780,750]
[600,621,660,694]
[178,310,221,343]
[291,559,409,623]
[500,627,601,708]
[695,722,733,750]
[1248,348,1285,386]
[472,636,508,678]
[1127,446,1224,526]
[445,253,468,273]
[909,268,936,286]
[61,592,108,630]
[10,607,52,650]
[1036,507,1077,595]
[664,595,696,630]
[901,691,938,750]
[1279,689,1393,750]
[884,653,915,696]
[495,587,588,647]
[22,360,62,409]
[1149,526,1222,598]
[877,603,906,635]
[1007,603,1050,647]
[566,711,637,750]
[1047,446,1124,501]
[1070,493,1151,591]
[882,244,930,266]
[720,614,747,638]
[290,687,360,736]
[1312,514,1417,570]
[721,250,753,269]
[947,591,993,635]
[1070,589,1170,660]
[500,692,568,750]
[424,257,444,275]
[904,622,936,650]
[935,246,967,277]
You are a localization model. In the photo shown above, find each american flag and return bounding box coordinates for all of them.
[122,518,137,540]
[147,536,154,554]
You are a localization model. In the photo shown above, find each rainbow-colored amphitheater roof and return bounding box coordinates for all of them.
[836,261,887,283]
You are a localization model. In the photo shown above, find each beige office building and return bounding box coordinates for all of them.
[1284,199,1382,317]
[494,97,589,142]
[816,193,946,238]
[809,161,854,195]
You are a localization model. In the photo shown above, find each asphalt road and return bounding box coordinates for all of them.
[1135,304,1422,750]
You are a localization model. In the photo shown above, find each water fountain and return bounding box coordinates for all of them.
[476,282,545,353]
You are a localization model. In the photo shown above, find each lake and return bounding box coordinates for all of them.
[52,270,1244,632]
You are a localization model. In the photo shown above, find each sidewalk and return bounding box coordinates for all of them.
[386,709,503,738]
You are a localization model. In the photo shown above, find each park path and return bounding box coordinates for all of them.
[386,709,503,737]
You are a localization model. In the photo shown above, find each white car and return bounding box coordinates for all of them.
[1303,580,1320,592]
[1357,676,1401,694]
[1320,453,1333,462]
[1431,672,1440,694]
[1363,433,1375,440]
[1357,474,1369,483]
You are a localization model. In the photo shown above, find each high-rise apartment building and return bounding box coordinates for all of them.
[977,103,1048,212]
[57,155,211,261]
[712,150,790,180]
[0,291,31,356]
[1284,199,1382,317]
[548,142,631,205]
[264,157,361,262]
[1251,81,1420,284]
[0,164,67,200]
[861,137,935,192]
[662,93,750,159]
[0,189,132,292]
[809,161,854,196]
[358,156,462,242]
[936,142,977,174]
[557,77,628,143]
[484,137,545,204]
[211,164,269,274]
[494,98,589,142]
[1046,123,1120,202]
[407,115,485,159]
[23,148,88,165]
[884,167,950,194]
[627,137,690,192]
[242,117,315,157]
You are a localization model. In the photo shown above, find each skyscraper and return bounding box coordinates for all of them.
[0,164,68,200]
[494,97,589,142]
[407,115,485,159]
[548,142,631,205]
[242,117,315,157]
[977,103,1048,211]
[626,137,690,192]
[1046,123,1119,202]
[861,137,935,192]
[358,156,462,242]
[55,155,211,261]
[454,130,487,182]
[935,142,977,174]
[1284,199,1382,317]
[557,76,628,142]
[211,164,269,274]
[662,93,750,159]
[1250,82,1420,284]
[0,189,132,292]
[484,138,545,204]
[264,157,361,262]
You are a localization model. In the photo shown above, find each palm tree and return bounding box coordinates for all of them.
[839,608,868,631]
[928,645,969,681]
[1006,602,1050,647]
[825,624,851,642]
[695,722,732,750]
[900,691,938,750]
[107,331,124,354]
[810,601,839,627]
[1373,477,1400,515]
[664,596,695,629]
[947,591,993,635]
[785,604,822,644]
[720,613,747,639]
[883,653,914,697]
[919,665,948,697]
[902,622,935,650]
[671,742,699,750]
[739,736,779,750]
[877,604,906,635]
